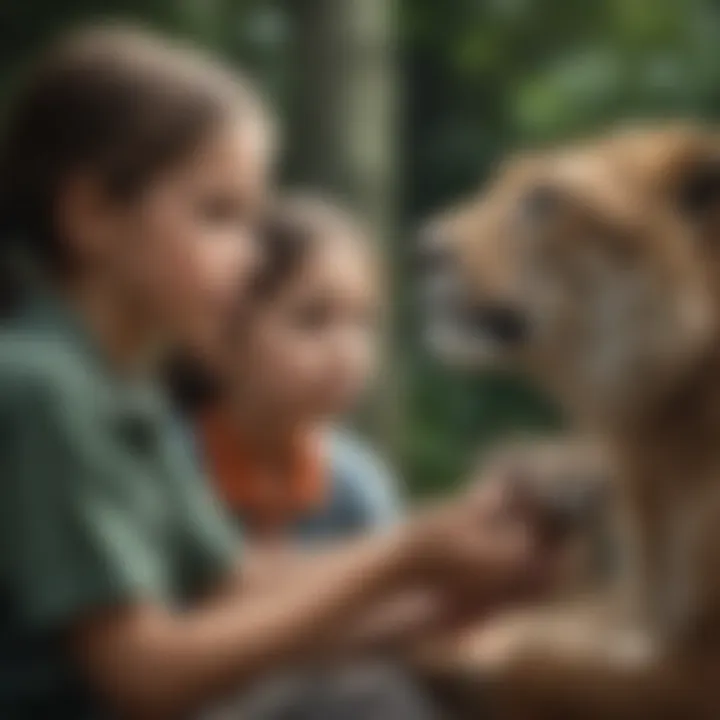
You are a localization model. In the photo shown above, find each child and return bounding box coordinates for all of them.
[197,196,400,543]
[0,23,553,720]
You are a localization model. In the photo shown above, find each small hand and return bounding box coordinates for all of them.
[402,480,552,602]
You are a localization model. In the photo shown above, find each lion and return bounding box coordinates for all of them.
[420,125,720,719]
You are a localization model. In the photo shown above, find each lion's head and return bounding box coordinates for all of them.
[421,126,720,427]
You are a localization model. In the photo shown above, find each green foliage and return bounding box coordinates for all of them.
[3,0,720,495]
[401,0,720,495]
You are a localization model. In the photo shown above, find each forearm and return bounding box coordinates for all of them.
[203,548,451,665]
[206,543,380,602]
[75,485,544,718]
[212,534,525,664]
[311,590,445,660]
[75,530,411,719]
[311,587,500,664]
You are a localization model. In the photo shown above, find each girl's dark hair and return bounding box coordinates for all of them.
[250,194,365,301]
[0,23,268,310]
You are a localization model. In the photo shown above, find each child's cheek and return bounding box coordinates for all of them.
[174,236,251,362]
[329,331,378,405]
[277,343,329,410]
[147,210,255,357]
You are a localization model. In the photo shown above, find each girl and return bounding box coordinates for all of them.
[0,24,551,720]
[197,196,400,543]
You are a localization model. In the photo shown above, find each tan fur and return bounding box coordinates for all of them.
[424,125,720,718]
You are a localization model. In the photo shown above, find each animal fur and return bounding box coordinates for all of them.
[422,125,720,718]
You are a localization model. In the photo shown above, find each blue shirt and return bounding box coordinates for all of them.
[291,431,402,542]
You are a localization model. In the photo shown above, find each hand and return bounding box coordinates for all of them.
[474,438,611,548]
[466,443,612,597]
[400,480,550,602]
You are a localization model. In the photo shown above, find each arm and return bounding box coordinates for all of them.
[308,588,502,663]
[71,530,411,720]
[216,546,496,662]
[5,383,407,719]
[73,487,544,720]
[7,379,544,719]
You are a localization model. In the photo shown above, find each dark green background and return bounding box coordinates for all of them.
[3,0,718,495]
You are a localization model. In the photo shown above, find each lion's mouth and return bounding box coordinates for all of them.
[421,274,530,362]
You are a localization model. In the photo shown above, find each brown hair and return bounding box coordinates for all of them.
[0,23,268,306]
[250,194,367,301]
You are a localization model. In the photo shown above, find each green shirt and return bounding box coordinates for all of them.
[0,296,239,718]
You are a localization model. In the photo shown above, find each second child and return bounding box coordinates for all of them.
[196,196,401,543]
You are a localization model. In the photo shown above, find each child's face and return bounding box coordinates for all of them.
[237,235,381,422]
[83,119,271,364]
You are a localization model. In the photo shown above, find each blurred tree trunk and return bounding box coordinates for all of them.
[285,0,401,459]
